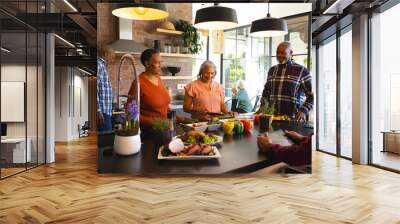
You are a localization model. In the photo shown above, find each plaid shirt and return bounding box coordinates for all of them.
[97,58,113,116]
[262,60,313,117]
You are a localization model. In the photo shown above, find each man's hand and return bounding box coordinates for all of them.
[98,112,104,128]
[257,134,272,152]
[284,130,305,143]
[295,111,306,122]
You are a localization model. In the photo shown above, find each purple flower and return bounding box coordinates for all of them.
[126,100,139,121]
[115,114,126,123]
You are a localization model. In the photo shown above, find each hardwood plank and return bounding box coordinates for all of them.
[0,135,399,223]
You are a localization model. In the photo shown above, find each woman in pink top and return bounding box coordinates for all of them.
[183,61,231,118]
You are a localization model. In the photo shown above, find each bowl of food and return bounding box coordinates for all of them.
[207,120,222,132]
[183,122,208,132]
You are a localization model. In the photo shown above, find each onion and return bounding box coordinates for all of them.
[168,138,185,153]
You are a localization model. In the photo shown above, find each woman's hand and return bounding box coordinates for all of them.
[228,111,238,117]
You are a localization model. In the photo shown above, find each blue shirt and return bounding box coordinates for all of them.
[97,58,113,116]
[233,89,253,113]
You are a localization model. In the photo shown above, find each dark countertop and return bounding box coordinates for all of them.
[97,121,314,176]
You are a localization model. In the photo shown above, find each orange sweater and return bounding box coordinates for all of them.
[129,73,170,128]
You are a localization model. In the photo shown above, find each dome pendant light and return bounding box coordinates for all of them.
[194,3,238,30]
[112,3,169,20]
[250,2,288,37]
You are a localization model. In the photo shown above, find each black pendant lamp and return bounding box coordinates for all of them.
[112,3,169,20]
[250,2,288,37]
[194,3,238,30]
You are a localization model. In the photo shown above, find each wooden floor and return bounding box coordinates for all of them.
[1,135,400,224]
[372,151,400,171]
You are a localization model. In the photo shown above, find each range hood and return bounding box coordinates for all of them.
[109,18,146,54]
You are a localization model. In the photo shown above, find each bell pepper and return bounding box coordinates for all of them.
[234,121,244,135]
[223,121,235,135]
[240,119,253,133]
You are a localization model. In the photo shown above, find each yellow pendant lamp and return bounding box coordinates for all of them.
[112,3,169,20]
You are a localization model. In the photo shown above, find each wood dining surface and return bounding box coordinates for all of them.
[97,121,314,175]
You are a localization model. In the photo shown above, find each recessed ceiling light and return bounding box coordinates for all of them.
[54,34,75,48]
[1,47,11,53]
[63,0,78,12]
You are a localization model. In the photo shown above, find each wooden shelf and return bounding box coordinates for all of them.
[156,28,183,35]
[114,51,192,58]
[160,76,193,80]
[159,53,192,58]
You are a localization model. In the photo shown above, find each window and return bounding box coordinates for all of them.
[223,26,267,100]
[222,14,311,110]
[339,28,352,158]
[317,36,337,154]
[370,3,400,171]
[0,1,47,179]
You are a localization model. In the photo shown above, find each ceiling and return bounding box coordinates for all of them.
[0,0,394,70]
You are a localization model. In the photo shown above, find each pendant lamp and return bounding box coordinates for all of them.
[250,2,288,37]
[194,3,238,30]
[112,3,169,20]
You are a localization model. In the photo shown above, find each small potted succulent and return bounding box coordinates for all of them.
[152,117,172,146]
[113,100,141,155]
[258,100,276,133]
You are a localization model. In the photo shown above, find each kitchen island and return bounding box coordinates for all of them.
[97,121,314,175]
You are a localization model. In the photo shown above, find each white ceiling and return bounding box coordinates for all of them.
[192,3,312,27]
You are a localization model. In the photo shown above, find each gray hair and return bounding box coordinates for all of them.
[197,60,217,79]
[277,41,292,51]
[236,80,246,90]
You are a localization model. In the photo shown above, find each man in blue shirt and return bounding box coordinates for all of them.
[97,48,113,131]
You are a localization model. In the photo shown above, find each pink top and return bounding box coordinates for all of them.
[185,80,224,113]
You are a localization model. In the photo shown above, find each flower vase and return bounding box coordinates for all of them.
[114,131,142,155]
[155,130,172,146]
[259,115,273,133]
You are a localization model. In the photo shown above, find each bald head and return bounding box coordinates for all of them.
[276,41,293,64]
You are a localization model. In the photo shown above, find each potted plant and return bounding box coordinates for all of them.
[175,20,202,55]
[152,117,172,146]
[258,100,276,133]
[113,100,141,155]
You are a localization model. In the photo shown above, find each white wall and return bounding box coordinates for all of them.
[54,67,89,141]
[1,64,46,164]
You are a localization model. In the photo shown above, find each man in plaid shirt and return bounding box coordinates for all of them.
[260,42,313,122]
[97,55,113,131]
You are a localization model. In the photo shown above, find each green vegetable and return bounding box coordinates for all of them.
[152,117,170,132]
[179,119,198,124]
[234,121,244,135]
[187,136,196,144]
[203,135,218,144]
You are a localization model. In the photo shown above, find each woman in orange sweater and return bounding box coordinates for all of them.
[128,49,170,139]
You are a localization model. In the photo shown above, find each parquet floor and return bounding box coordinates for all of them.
[1,135,400,224]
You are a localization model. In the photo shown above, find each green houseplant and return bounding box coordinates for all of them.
[175,20,202,55]
[152,117,172,145]
[258,100,276,133]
